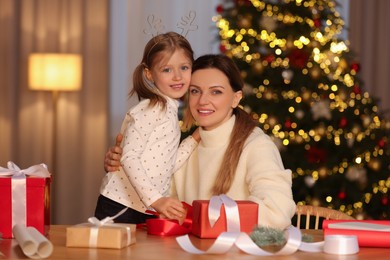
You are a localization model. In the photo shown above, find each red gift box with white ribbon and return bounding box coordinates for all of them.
[0,162,51,238]
[191,195,258,238]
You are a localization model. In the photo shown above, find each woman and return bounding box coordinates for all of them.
[105,54,296,229]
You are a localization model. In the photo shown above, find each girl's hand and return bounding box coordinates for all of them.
[151,197,187,225]
[104,134,123,172]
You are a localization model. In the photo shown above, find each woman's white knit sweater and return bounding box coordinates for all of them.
[172,115,296,230]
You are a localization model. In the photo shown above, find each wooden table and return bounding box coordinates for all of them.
[1,225,389,259]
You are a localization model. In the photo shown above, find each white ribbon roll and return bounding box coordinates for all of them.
[176,195,359,256]
[323,235,359,255]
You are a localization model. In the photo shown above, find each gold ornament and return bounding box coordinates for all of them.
[230,9,238,16]
[268,116,277,127]
[346,166,367,189]
[302,90,312,102]
[347,136,355,148]
[242,83,253,95]
[286,37,294,49]
[244,105,252,113]
[338,58,348,71]
[318,167,328,178]
[384,120,390,130]
[351,125,361,135]
[295,109,305,119]
[311,198,321,207]
[252,60,264,74]
[238,15,252,28]
[264,90,274,100]
[295,135,303,144]
[225,50,233,58]
[354,212,367,221]
[260,15,277,32]
[282,69,294,82]
[310,40,320,48]
[315,124,326,136]
[325,50,337,69]
[241,70,248,79]
[368,159,381,171]
[361,115,371,128]
[310,66,321,79]
[338,90,347,101]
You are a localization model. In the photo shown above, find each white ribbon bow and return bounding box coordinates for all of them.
[0,161,50,178]
[176,195,359,256]
[208,194,241,232]
[86,207,131,247]
[88,207,128,226]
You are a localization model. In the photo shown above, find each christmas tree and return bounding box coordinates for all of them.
[214,0,390,219]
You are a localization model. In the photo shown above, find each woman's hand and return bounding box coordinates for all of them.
[151,197,187,225]
[104,134,123,172]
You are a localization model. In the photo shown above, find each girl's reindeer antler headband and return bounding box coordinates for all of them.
[143,15,165,37]
[143,11,198,39]
[177,11,198,37]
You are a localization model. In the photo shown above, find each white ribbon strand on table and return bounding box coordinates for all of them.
[176,195,359,256]
[0,161,51,233]
[86,207,131,247]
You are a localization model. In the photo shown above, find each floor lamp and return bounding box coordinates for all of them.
[28,53,82,223]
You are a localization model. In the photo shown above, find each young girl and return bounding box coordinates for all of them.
[95,32,197,224]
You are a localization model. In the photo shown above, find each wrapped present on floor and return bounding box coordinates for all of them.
[323,220,390,248]
[0,161,51,238]
[191,195,258,238]
[66,209,136,249]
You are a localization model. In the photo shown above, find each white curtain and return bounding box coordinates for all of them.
[349,0,390,118]
[0,0,109,224]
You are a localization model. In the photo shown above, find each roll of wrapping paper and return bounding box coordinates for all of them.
[323,220,390,248]
[12,225,53,258]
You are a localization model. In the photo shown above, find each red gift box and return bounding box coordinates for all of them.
[192,199,258,238]
[323,220,390,248]
[0,176,51,238]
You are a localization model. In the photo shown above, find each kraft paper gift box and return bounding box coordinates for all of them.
[323,220,390,248]
[191,198,258,238]
[0,162,51,238]
[66,223,136,249]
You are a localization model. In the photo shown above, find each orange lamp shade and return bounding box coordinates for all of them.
[28,53,82,91]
